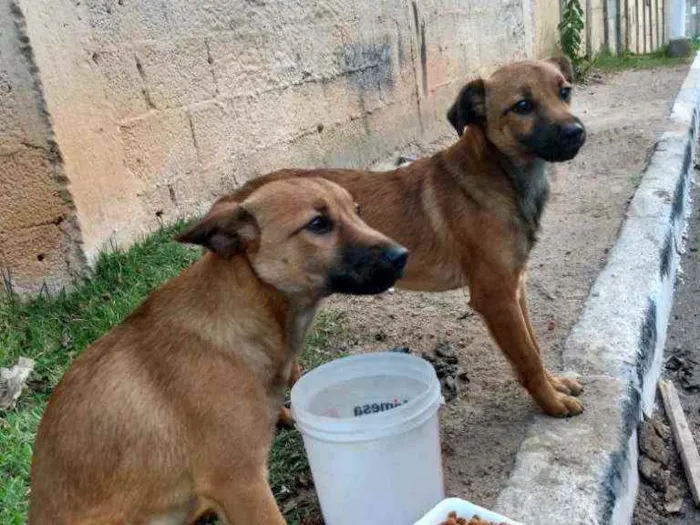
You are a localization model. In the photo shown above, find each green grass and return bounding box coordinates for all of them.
[0,222,345,525]
[592,45,697,73]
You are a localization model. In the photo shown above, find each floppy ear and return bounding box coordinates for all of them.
[546,55,574,83]
[447,78,486,136]
[175,203,260,258]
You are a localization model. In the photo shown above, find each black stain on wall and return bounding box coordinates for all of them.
[338,42,395,135]
[671,142,690,222]
[341,42,395,93]
[412,1,420,34]
[660,231,672,279]
[637,299,658,389]
[412,1,427,95]
[690,109,696,142]
[599,383,641,523]
[420,21,427,94]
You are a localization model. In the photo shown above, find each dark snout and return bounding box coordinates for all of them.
[560,121,585,143]
[328,244,408,295]
[527,117,586,162]
[383,245,409,272]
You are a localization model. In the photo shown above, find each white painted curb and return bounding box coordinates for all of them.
[494,56,700,525]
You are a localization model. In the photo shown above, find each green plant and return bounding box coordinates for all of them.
[559,0,586,76]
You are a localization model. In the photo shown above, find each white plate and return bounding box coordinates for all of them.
[413,497,523,525]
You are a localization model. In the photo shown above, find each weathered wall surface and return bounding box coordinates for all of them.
[18,0,155,265]
[586,0,607,55]
[5,0,549,293]
[0,0,84,294]
[533,0,562,57]
[687,0,700,39]
[619,0,667,54]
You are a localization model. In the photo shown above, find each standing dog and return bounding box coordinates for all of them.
[29,178,408,524]
[226,57,587,417]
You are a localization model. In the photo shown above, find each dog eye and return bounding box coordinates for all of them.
[559,87,572,102]
[306,216,333,235]
[513,100,534,114]
[355,203,361,216]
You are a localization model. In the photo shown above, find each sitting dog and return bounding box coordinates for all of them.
[224,57,587,417]
[29,177,408,524]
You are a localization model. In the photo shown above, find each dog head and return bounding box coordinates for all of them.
[447,57,586,162]
[176,178,408,298]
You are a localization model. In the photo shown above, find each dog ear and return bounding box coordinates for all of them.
[447,79,486,136]
[175,203,260,258]
[546,55,574,83]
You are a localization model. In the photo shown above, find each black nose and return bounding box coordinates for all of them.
[561,122,585,142]
[383,246,409,271]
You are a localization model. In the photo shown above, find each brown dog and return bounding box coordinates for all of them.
[29,178,407,524]
[226,57,587,417]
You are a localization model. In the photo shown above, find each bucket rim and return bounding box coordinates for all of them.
[290,352,442,443]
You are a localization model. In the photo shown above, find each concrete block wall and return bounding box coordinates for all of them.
[4,0,555,293]
[0,0,85,294]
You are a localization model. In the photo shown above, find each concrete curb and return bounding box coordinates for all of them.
[494,56,700,525]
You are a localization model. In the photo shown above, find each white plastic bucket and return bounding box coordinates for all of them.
[290,352,444,525]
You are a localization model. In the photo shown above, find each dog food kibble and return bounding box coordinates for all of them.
[437,511,506,525]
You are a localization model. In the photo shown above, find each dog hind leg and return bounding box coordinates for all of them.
[210,479,286,525]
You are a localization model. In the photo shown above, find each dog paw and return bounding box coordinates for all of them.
[544,393,584,417]
[549,374,583,396]
[277,407,295,428]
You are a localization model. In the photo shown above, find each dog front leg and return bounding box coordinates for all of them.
[277,361,303,427]
[469,271,583,417]
[517,275,583,396]
[211,478,286,525]
[278,407,294,427]
[288,360,302,386]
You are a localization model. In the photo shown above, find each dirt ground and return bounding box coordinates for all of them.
[633,175,700,523]
[319,65,690,509]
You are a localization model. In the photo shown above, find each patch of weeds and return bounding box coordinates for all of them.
[303,309,347,369]
[691,37,700,52]
[594,47,695,73]
[0,220,346,525]
[269,429,318,523]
